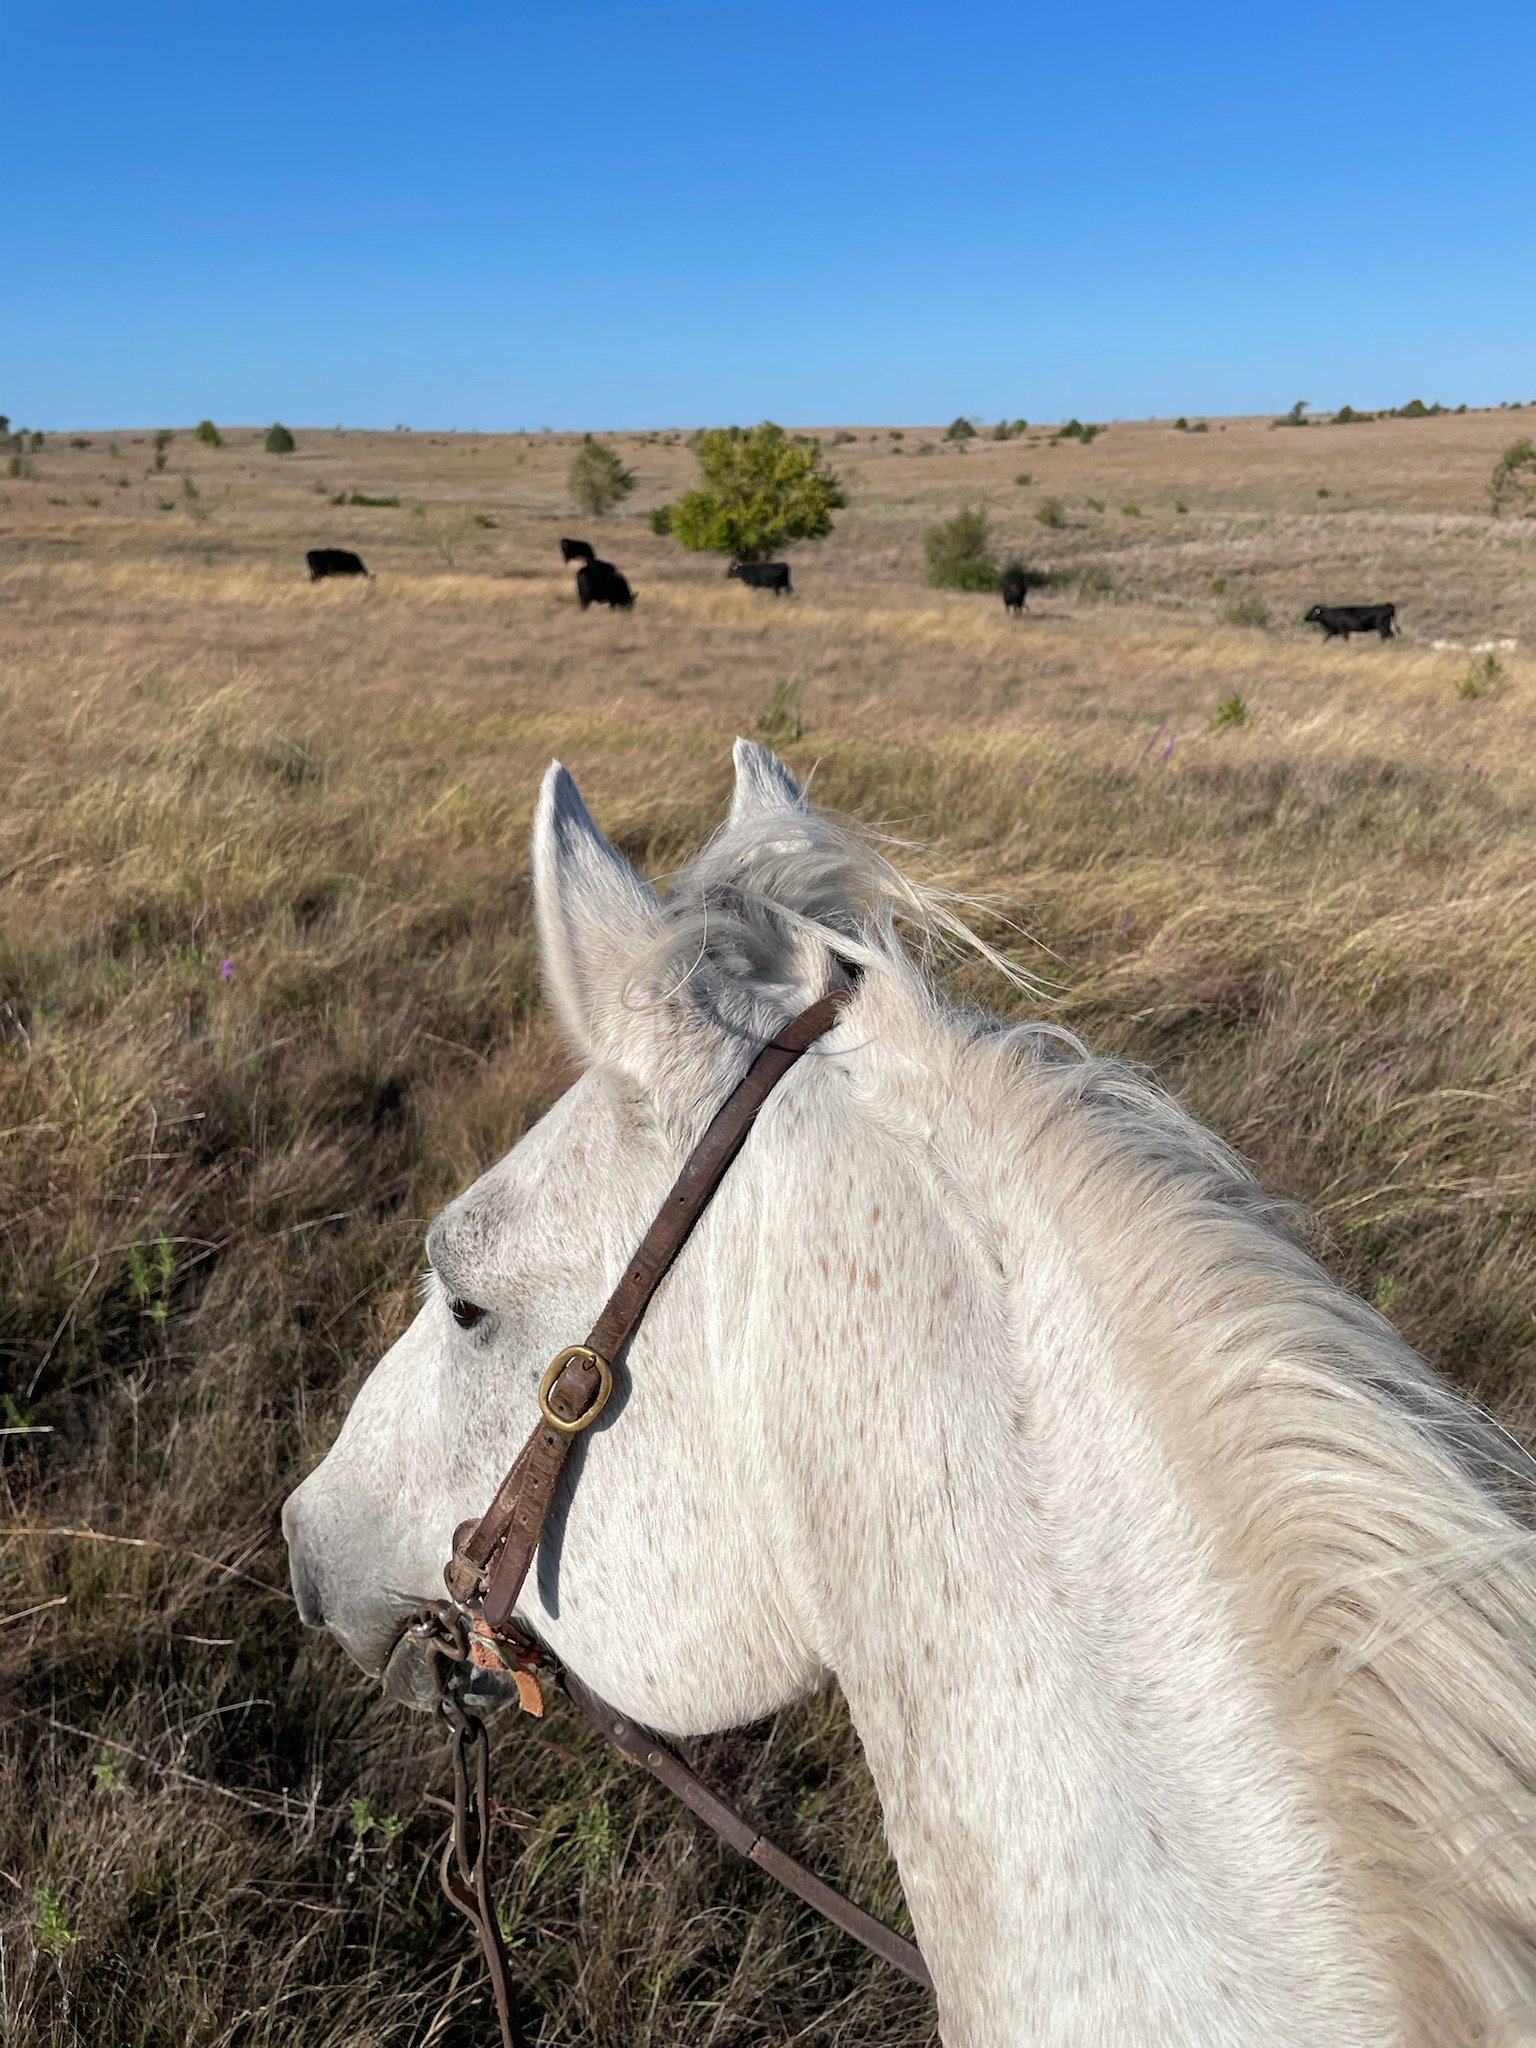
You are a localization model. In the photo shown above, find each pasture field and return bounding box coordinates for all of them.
[3,408,1536,2046]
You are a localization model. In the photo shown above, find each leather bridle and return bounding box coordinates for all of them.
[410,983,930,2045]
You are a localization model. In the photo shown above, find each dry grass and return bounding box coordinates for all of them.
[3,410,1536,2044]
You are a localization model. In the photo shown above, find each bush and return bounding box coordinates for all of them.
[194,419,223,447]
[923,508,998,591]
[568,435,635,517]
[944,416,976,442]
[1222,595,1270,628]
[1052,419,1103,444]
[756,676,804,743]
[659,423,844,560]
[1391,398,1445,418]
[1121,502,1141,517]
[1331,405,1372,425]
[649,503,674,535]
[1211,693,1250,729]
[1013,472,1032,487]
[1460,653,1503,699]
[831,430,857,445]
[1272,399,1309,428]
[1173,416,1189,431]
[1489,438,1536,516]
[1035,497,1065,528]
[265,423,295,454]
[1174,500,1188,514]
[153,429,173,472]
[1190,421,1209,432]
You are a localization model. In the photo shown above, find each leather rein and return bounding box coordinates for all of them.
[410,984,930,2045]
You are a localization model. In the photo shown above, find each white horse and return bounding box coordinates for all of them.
[284,740,1536,2048]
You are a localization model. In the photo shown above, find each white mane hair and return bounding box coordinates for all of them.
[623,768,1536,2047]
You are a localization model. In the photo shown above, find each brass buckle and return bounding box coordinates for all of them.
[538,1345,613,1435]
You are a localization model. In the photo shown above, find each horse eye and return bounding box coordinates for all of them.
[448,1298,486,1331]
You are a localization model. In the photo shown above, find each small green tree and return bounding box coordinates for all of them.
[1490,437,1536,516]
[568,435,635,517]
[194,418,223,447]
[152,429,173,472]
[265,422,295,454]
[660,422,844,562]
[923,507,998,591]
[944,416,977,442]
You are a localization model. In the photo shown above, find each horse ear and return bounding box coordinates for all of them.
[532,762,658,1060]
[727,738,806,830]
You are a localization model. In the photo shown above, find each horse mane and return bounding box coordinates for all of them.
[641,799,1536,2046]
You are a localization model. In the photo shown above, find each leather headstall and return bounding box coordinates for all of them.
[414,980,931,2046]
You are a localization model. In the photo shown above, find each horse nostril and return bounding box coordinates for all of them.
[291,1551,327,1629]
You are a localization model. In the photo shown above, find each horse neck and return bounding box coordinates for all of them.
[746,1000,1398,2048]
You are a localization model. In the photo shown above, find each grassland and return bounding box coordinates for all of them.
[3,407,1536,2045]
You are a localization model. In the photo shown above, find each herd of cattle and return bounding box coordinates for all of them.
[304,543,1397,640]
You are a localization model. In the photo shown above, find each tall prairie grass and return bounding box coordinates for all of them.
[2,414,1534,2044]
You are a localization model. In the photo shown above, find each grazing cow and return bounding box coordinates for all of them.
[1305,602,1396,641]
[306,548,369,581]
[561,537,596,565]
[728,560,792,597]
[1000,568,1029,615]
[576,559,634,609]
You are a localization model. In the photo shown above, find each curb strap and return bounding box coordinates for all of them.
[445,985,856,1636]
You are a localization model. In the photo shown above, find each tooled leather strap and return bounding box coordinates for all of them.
[446,984,854,1634]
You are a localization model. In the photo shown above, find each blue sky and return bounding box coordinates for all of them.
[4,1,1532,430]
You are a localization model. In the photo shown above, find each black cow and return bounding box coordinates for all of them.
[576,559,634,609]
[561,537,595,565]
[1000,568,1029,615]
[1304,603,1396,641]
[728,560,792,596]
[306,548,369,581]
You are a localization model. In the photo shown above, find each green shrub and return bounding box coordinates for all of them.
[659,423,844,560]
[832,430,857,445]
[265,423,295,454]
[1174,500,1188,514]
[194,419,223,447]
[889,429,905,441]
[1190,421,1209,433]
[70,436,91,449]
[569,435,636,517]
[1211,577,1227,594]
[1052,418,1102,444]
[1013,472,1032,487]
[1211,692,1250,729]
[1331,405,1372,424]
[649,503,674,535]
[923,507,999,591]
[153,429,173,473]
[1121,502,1141,517]
[1035,497,1065,528]
[944,416,977,442]
[1222,595,1270,628]
[1489,438,1536,516]
[347,491,400,507]
[1459,653,1503,698]
[1391,398,1445,418]
[1272,399,1309,429]
[756,675,804,743]
[1084,496,1105,512]
[1172,416,1189,431]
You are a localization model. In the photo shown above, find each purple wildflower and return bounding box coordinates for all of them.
[218,956,233,982]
